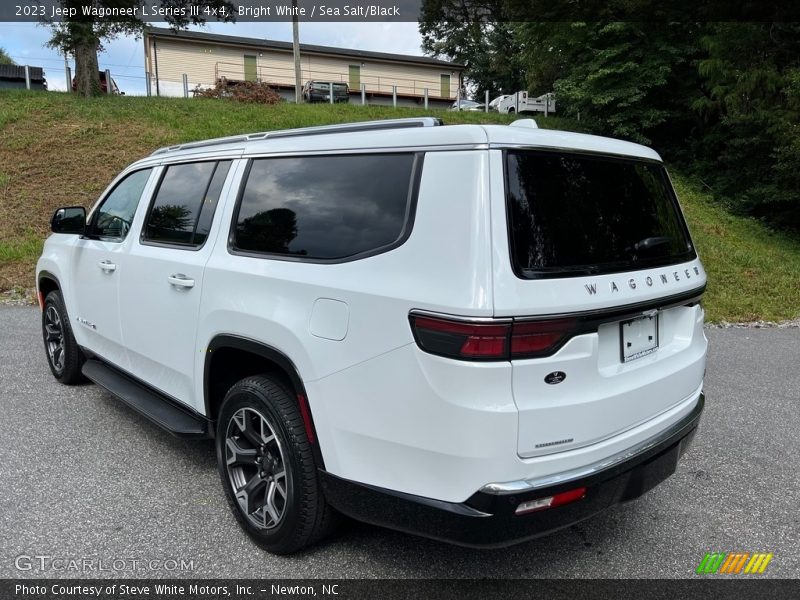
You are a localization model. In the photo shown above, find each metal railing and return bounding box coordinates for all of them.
[213,61,455,100]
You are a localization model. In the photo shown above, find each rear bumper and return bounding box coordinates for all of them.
[320,393,703,548]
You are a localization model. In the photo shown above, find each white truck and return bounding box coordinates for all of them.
[499,91,556,115]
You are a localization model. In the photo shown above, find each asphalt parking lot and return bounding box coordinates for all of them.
[0,306,798,579]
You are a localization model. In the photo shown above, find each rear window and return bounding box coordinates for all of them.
[313,82,347,91]
[505,150,695,278]
[232,154,418,261]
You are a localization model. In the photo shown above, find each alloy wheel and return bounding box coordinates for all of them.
[44,305,65,373]
[225,407,288,530]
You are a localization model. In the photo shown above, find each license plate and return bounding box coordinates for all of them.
[620,314,659,362]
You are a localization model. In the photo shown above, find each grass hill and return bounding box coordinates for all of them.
[1,90,798,322]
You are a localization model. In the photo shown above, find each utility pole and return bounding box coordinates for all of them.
[292,0,302,103]
[64,53,71,92]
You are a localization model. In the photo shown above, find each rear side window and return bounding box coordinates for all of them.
[505,151,695,278]
[232,154,418,260]
[143,160,231,247]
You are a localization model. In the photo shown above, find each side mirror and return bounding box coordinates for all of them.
[51,206,86,234]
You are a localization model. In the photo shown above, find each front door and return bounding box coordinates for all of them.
[440,74,450,98]
[69,168,155,370]
[349,65,360,90]
[244,55,257,82]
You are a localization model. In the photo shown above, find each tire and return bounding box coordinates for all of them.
[41,290,86,385]
[216,375,338,554]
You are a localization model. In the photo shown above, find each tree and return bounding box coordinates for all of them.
[693,23,800,229]
[0,47,15,65]
[419,0,524,99]
[46,1,234,97]
[514,22,705,144]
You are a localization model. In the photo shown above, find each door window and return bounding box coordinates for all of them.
[142,160,232,247]
[89,169,153,241]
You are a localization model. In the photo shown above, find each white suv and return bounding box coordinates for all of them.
[37,117,707,553]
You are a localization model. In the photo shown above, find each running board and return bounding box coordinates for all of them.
[82,359,211,439]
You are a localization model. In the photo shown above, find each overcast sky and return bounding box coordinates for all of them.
[0,21,423,94]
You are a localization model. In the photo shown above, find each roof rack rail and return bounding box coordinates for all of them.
[151,117,444,156]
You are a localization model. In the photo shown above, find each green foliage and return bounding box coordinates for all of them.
[673,174,800,322]
[691,23,800,230]
[1,89,798,320]
[429,17,799,231]
[0,47,15,65]
[514,22,704,144]
[47,1,235,97]
[419,0,525,98]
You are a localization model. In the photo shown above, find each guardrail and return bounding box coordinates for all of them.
[213,61,455,101]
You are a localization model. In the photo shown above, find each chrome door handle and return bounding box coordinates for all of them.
[167,274,195,289]
[98,260,117,272]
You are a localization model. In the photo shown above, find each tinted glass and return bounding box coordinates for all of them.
[91,169,152,241]
[144,161,230,246]
[313,82,346,91]
[506,151,694,278]
[234,154,416,260]
[194,161,232,245]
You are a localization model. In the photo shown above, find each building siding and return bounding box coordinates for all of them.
[146,37,461,100]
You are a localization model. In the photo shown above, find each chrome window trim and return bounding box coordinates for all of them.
[408,309,512,324]
[488,143,663,164]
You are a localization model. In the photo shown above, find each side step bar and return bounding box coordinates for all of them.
[82,359,211,439]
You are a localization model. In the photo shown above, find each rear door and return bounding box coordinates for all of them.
[489,149,707,458]
[118,158,238,409]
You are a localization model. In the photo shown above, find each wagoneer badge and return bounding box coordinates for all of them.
[584,266,701,296]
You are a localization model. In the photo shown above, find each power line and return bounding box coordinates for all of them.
[9,54,145,71]
[111,74,147,80]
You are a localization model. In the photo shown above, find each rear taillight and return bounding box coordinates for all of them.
[510,318,577,357]
[409,316,509,359]
[409,314,578,361]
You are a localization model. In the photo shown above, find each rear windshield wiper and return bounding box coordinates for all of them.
[625,235,675,260]
[631,236,673,254]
